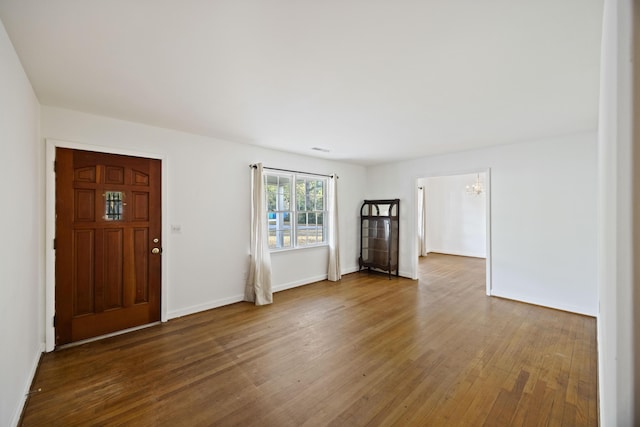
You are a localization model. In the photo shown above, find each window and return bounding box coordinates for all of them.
[265,172,328,250]
[104,191,123,221]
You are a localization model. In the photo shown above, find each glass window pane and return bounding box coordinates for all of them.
[278,176,291,211]
[297,212,306,225]
[296,235,306,246]
[266,183,277,211]
[269,228,292,249]
[317,181,324,210]
[311,180,318,210]
[267,211,292,249]
[265,174,292,212]
[104,191,123,221]
[296,179,305,211]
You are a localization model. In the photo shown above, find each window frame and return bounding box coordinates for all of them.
[264,171,329,251]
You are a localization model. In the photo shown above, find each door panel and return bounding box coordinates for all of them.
[133,228,149,303]
[55,148,161,346]
[104,228,124,309]
[73,229,95,315]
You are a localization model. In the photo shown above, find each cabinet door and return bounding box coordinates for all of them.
[361,218,370,262]
[390,220,398,267]
[371,219,390,265]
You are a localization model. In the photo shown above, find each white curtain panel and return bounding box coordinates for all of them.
[245,163,273,305]
[327,175,341,281]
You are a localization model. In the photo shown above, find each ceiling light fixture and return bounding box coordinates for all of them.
[466,174,484,196]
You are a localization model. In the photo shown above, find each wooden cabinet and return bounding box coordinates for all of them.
[359,199,399,278]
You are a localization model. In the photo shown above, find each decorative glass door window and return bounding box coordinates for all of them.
[104,191,123,221]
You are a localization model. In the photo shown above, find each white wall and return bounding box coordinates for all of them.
[40,106,367,321]
[597,0,637,424]
[421,173,486,258]
[366,133,598,316]
[0,19,43,427]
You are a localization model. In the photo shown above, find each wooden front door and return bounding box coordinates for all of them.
[55,148,161,346]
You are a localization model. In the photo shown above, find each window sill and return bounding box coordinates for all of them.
[269,244,329,254]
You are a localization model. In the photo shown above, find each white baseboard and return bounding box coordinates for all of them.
[341,265,360,275]
[272,274,328,292]
[167,294,245,319]
[399,269,414,279]
[12,343,44,427]
[168,267,364,319]
[427,250,486,259]
[349,265,413,280]
[490,289,596,317]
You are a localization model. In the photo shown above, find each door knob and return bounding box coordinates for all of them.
[151,247,161,254]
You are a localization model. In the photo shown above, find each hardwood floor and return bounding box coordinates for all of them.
[21,254,597,426]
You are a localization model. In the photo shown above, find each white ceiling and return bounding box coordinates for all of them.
[0,0,603,166]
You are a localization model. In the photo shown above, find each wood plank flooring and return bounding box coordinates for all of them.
[20,254,598,426]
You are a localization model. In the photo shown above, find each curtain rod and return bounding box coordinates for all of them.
[249,164,337,179]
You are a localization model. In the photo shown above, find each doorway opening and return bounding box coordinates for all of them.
[415,170,491,295]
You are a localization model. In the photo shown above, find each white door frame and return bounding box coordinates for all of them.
[412,168,492,296]
[44,138,169,351]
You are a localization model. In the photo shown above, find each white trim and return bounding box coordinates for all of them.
[491,290,596,317]
[269,242,329,254]
[341,265,360,275]
[272,274,329,293]
[397,270,413,279]
[169,271,340,319]
[412,183,420,280]
[44,138,169,352]
[413,167,492,295]
[10,343,44,427]
[167,295,244,319]
[484,168,492,296]
[55,322,161,350]
[425,250,487,259]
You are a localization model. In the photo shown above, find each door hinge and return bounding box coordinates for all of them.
[53,238,56,250]
[53,315,56,327]
[53,160,56,173]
